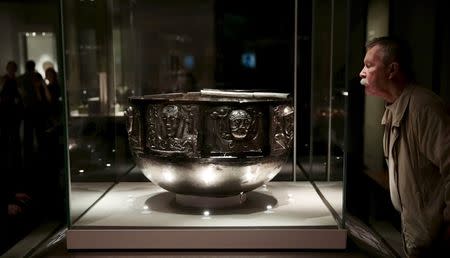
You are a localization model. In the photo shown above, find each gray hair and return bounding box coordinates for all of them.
[366,36,414,81]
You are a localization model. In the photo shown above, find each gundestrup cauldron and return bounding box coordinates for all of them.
[125,90,294,198]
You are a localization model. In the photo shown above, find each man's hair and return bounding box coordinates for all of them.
[25,60,36,72]
[366,36,414,81]
[6,60,17,69]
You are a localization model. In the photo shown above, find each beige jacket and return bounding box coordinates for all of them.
[382,85,450,255]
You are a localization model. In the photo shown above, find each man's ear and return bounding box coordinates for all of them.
[388,62,400,79]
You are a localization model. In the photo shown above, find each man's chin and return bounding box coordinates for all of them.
[364,88,385,100]
[364,87,374,95]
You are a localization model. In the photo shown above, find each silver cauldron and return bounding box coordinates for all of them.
[125,90,294,198]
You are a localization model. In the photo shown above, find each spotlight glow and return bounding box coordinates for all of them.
[162,169,175,183]
[288,193,294,202]
[200,165,217,185]
[264,204,274,214]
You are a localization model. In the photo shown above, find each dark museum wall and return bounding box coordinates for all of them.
[390,0,450,104]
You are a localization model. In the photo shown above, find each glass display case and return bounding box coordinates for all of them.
[62,0,348,249]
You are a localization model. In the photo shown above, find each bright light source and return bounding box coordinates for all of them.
[288,193,294,202]
[162,168,175,183]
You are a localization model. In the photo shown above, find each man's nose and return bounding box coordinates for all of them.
[359,68,365,78]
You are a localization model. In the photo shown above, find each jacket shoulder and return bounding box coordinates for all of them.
[408,86,446,113]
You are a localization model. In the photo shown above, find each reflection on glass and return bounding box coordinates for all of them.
[63,0,345,233]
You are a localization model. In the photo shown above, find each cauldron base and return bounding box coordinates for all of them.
[175,193,247,209]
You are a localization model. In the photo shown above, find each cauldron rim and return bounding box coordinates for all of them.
[128,90,292,104]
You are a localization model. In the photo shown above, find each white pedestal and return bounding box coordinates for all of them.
[67,181,346,249]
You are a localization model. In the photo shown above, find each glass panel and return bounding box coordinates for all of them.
[63,0,346,236]
[64,0,298,227]
[0,0,64,252]
[327,0,347,225]
[62,0,135,224]
[299,0,347,226]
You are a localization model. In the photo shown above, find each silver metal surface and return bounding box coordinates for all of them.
[126,91,294,197]
[200,89,289,99]
[135,155,286,197]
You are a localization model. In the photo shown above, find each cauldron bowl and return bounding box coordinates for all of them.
[125,90,294,197]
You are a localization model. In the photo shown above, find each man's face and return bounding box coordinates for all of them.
[359,45,390,98]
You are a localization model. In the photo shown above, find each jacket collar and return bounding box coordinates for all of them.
[381,85,415,127]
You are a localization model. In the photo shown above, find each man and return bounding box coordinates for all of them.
[359,36,450,257]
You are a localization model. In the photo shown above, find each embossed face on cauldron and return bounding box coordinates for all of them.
[282,106,294,136]
[162,105,181,138]
[126,106,134,135]
[229,110,252,139]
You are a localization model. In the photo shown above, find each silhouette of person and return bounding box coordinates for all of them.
[43,67,61,131]
[0,61,24,190]
[0,61,32,254]
[0,61,18,86]
[17,63,48,212]
[17,61,45,171]
[41,67,64,217]
[0,75,23,175]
